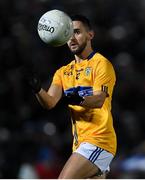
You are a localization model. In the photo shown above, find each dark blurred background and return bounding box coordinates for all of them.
[0,0,145,178]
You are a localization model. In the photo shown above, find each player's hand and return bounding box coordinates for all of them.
[63,92,84,105]
[22,66,42,94]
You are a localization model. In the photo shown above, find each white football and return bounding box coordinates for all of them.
[37,9,73,47]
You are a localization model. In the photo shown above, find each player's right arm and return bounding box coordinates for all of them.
[23,65,63,110]
[36,84,62,110]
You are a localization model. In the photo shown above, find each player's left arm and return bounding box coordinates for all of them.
[81,59,116,109]
[81,90,107,108]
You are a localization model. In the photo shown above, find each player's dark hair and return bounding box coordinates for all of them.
[71,14,92,31]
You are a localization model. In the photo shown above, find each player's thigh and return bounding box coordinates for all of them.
[58,152,100,179]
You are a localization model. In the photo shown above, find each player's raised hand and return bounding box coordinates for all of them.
[22,63,42,94]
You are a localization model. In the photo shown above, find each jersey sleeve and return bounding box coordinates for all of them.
[51,68,62,87]
[93,58,116,97]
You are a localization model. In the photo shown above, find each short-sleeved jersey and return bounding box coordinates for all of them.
[52,52,117,155]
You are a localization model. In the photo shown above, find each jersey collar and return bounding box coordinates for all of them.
[87,51,96,60]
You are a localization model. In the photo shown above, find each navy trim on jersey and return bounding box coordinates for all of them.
[87,51,96,60]
[64,86,93,96]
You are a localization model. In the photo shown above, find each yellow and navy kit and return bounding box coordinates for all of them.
[52,52,117,155]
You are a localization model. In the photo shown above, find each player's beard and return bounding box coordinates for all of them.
[70,41,87,55]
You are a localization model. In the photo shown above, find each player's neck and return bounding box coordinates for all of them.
[75,48,94,63]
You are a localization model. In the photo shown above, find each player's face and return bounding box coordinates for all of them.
[67,21,93,55]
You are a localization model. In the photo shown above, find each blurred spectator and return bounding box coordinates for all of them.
[18,163,38,179]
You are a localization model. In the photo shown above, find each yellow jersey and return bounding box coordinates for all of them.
[52,52,117,155]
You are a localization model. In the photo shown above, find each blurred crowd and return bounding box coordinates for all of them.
[0,0,145,178]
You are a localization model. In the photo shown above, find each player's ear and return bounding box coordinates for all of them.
[88,30,94,40]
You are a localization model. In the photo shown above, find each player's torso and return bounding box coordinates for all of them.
[60,52,113,124]
[62,56,96,96]
[59,53,117,155]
